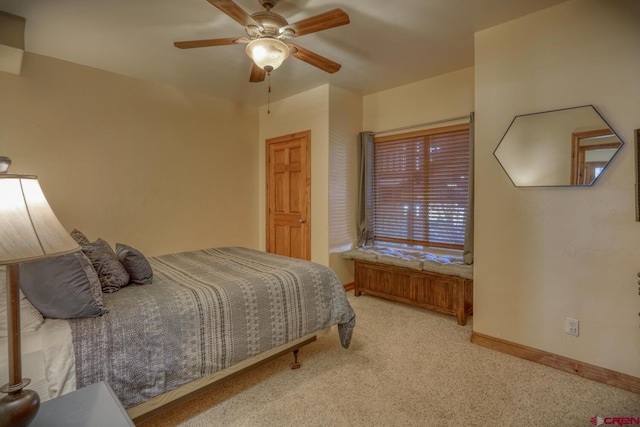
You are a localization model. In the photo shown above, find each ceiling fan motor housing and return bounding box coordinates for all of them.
[249,10,288,37]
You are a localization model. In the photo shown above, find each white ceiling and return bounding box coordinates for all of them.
[0,0,569,106]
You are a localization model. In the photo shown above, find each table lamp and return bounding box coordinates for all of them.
[0,157,80,426]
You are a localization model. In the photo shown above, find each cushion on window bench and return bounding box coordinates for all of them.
[342,246,473,279]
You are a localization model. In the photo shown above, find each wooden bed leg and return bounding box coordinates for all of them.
[290,349,301,370]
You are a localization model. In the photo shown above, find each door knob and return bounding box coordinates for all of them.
[299,218,306,224]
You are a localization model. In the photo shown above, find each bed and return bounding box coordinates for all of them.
[0,246,355,423]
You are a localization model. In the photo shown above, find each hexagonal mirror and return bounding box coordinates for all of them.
[494,105,623,187]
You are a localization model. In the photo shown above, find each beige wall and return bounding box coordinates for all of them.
[258,85,330,265]
[474,0,640,377]
[363,67,474,132]
[257,84,362,281]
[257,68,473,278]
[0,53,260,256]
[328,85,362,283]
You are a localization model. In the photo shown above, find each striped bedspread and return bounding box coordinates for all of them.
[68,247,355,408]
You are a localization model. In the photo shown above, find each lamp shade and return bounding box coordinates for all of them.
[245,38,290,72]
[0,174,79,265]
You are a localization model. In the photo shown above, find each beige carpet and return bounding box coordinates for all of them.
[140,292,639,426]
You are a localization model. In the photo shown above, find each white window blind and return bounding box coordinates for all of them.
[373,124,470,249]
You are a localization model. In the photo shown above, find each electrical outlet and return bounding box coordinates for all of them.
[565,318,579,337]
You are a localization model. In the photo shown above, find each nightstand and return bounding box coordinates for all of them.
[30,381,134,427]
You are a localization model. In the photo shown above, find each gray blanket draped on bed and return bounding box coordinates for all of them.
[68,247,355,408]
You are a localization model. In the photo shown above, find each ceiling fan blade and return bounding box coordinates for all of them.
[288,43,341,74]
[284,9,349,37]
[174,37,248,49]
[250,64,266,82]
[206,0,259,28]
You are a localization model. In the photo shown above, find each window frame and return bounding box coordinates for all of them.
[372,123,470,250]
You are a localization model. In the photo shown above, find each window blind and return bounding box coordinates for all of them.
[373,125,470,249]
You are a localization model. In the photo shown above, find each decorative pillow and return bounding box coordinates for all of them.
[82,238,130,293]
[0,266,45,337]
[18,252,108,319]
[70,229,91,246]
[116,243,153,285]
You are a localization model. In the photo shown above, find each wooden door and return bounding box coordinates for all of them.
[266,131,311,260]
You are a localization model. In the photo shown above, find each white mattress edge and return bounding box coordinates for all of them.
[40,318,76,399]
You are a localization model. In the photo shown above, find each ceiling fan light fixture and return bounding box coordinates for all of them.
[245,38,289,72]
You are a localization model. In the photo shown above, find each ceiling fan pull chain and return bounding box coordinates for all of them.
[267,72,272,114]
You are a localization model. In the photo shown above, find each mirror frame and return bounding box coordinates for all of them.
[494,105,624,187]
[635,129,640,221]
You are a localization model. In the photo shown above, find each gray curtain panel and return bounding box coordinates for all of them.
[357,131,375,247]
[463,112,475,265]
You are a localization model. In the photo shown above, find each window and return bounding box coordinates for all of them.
[372,124,470,249]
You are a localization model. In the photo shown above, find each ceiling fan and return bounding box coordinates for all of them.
[174,0,350,82]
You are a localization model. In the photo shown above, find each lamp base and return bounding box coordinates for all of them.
[0,388,40,427]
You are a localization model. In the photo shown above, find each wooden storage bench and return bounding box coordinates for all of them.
[354,259,473,325]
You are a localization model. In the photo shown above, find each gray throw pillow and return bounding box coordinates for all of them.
[0,266,45,336]
[116,243,153,285]
[82,238,130,293]
[70,229,91,246]
[19,252,108,319]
